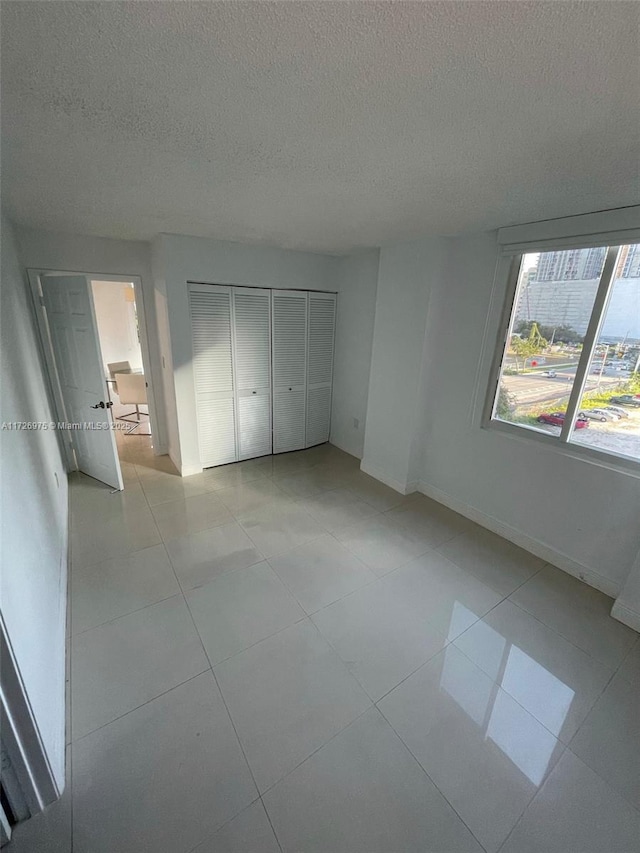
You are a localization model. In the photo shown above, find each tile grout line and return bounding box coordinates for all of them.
[70,447,638,848]
[70,590,184,638]
[69,668,211,746]
[505,590,635,672]
[375,698,492,853]
[179,583,275,847]
[257,796,285,853]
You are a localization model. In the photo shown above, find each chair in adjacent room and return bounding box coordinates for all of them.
[114,372,149,434]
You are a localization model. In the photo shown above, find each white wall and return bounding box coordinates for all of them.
[156,234,341,474]
[415,231,640,595]
[362,238,446,492]
[91,280,143,373]
[14,226,167,453]
[151,237,181,470]
[330,250,379,458]
[0,213,68,791]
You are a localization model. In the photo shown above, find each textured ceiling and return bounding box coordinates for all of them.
[2,1,639,253]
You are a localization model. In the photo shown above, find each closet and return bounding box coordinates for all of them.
[188,284,336,468]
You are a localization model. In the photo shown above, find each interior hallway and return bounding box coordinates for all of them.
[9,442,640,853]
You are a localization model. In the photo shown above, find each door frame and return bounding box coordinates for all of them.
[27,269,160,473]
[0,614,60,824]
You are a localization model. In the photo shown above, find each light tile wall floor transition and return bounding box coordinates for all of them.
[9,438,640,852]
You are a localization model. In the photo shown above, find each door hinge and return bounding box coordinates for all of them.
[38,295,45,307]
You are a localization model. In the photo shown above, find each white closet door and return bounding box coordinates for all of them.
[232,287,272,460]
[189,284,237,467]
[306,291,336,447]
[272,290,308,453]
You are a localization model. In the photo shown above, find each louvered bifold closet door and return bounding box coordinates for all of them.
[232,287,272,460]
[306,291,336,447]
[272,290,308,453]
[189,284,237,467]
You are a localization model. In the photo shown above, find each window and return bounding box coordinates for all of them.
[491,244,640,464]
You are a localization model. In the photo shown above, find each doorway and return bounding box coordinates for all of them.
[29,270,160,489]
[90,279,154,471]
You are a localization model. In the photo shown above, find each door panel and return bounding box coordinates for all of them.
[306,385,333,448]
[41,275,123,489]
[189,285,237,467]
[232,288,272,460]
[306,292,336,447]
[273,387,306,453]
[272,291,307,452]
[237,391,272,459]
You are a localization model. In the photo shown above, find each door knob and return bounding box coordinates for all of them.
[91,401,106,409]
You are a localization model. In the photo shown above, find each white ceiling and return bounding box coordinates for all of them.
[2,1,639,254]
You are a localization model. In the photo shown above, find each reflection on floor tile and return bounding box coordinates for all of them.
[454,599,612,743]
[379,645,564,853]
[19,442,636,853]
[313,553,501,700]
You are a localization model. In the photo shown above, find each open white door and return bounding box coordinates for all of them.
[40,275,123,490]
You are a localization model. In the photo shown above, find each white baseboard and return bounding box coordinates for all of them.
[152,443,168,456]
[611,600,640,633]
[360,460,417,496]
[417,479,620,599]
[181,463,203,477]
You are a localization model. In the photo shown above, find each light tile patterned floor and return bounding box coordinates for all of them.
[9,440,640,852]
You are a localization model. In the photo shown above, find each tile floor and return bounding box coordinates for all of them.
[9,438,640,852]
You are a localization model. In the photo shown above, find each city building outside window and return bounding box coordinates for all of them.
[490,244,640,464]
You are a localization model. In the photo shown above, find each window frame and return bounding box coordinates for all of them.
[483,244,640,476]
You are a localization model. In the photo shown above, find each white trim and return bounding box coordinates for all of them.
[611,600,640,633]
[168,447,183,475]
[360,460,417,496]
[27,268,163,457]
[1,801,11,846]
[417,479,621,599]
[498,206,640,254]
[181,463,204,477]
[558,246,620,441]
[482,245,640,477]
[0,616,60,815]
